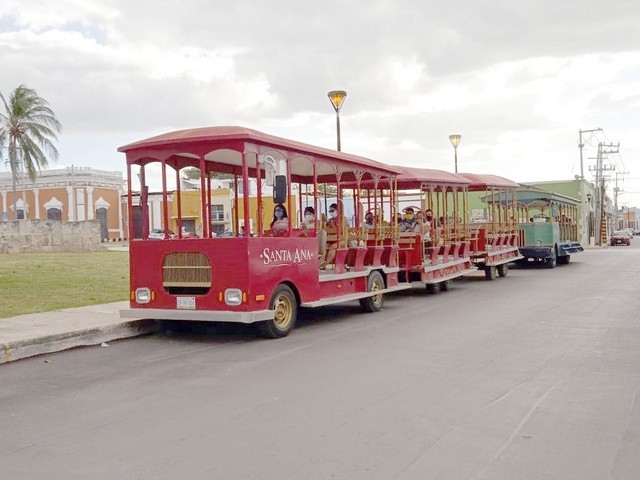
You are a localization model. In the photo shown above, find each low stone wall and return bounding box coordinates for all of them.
[0,220,102,254]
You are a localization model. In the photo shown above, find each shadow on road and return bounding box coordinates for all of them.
[153,302,368,344]
[149,257,586,344]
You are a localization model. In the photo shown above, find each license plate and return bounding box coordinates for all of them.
[177,296,196,309]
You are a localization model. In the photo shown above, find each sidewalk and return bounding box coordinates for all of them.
[0,302,157,364]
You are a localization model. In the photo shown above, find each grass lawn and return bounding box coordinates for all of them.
[0,251,129,318]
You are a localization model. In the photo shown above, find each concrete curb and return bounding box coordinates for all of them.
[1,319,158,364]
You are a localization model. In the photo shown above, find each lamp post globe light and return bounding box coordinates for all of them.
[449,134,462,173]
[327,90,347,151]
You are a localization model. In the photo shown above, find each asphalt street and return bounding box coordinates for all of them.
[1,243,639,479]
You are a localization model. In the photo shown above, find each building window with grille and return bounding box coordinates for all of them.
[47,208,62,221]
[211,204,225,222]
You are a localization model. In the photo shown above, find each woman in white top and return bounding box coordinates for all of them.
[300,206,327,265]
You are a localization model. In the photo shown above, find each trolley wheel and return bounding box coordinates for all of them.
[440,280,452,291]
[485,265,497,281]
[426,282,441,294]
[545,253,557,269]
[359,271,385,312]
[259,284,297,338]
[557,254,570,265]
[497,263,509,278]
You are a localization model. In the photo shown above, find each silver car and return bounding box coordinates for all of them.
[148,228,175,239]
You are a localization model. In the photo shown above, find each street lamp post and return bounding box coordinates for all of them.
[449,134,462,173]
[327,90,347,151]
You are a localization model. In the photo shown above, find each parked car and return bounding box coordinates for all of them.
[633,229,640,236]
[610,231,631,246]
[148,228,175,239]
[621,228,634,239]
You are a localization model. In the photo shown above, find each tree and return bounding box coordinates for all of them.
[181,167,234,181]
[181,167,201,180]
[0,85,62,220]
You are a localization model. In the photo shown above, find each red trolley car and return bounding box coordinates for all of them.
[118,126,411,337]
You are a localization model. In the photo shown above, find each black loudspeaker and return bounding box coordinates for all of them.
[274,175,287,204]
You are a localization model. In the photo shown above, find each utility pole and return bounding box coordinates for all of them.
[589,142,618,245]
[578,128,602,246]
[613,170,629,229]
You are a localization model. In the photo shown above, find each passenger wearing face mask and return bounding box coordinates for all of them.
[321,202,348,269]
[300,206,327,264]
[300,206,316,230]
[400,207,418,232]
[270,203,289,235]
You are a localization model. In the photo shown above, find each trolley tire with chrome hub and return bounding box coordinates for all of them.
[259,284,297,338]
[359,271,385,312]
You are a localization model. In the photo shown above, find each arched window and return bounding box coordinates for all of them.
[44,197,63,221]
[47,208,62,221]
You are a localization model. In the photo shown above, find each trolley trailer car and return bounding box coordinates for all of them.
[118,126,411,338]
[459,173,523,280]
[390,166,477,293]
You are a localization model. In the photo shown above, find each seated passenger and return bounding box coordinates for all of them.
[363,211,375,229]
[400,207,418,233]
[300,206,316,231]
[299,206,327,263]
[323,202,348,268]
[270,204,289,235]
[414,210,433,247]
[425,209,434,227]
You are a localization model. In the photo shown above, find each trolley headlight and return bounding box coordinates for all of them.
[135,287,151,304]
[225,288,242,306]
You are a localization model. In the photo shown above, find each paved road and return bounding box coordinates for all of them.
[1,244,639,479]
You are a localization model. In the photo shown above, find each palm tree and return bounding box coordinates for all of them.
[0,85,62,220]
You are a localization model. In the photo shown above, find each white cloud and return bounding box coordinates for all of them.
[2,0,640,206]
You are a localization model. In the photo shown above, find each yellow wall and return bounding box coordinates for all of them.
[163,189,298,234]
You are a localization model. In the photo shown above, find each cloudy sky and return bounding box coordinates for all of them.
[2,0,639,207]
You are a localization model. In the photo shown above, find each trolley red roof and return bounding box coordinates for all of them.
[118,126,400,183]
[456,173,520,189]
[393,165,473,189]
